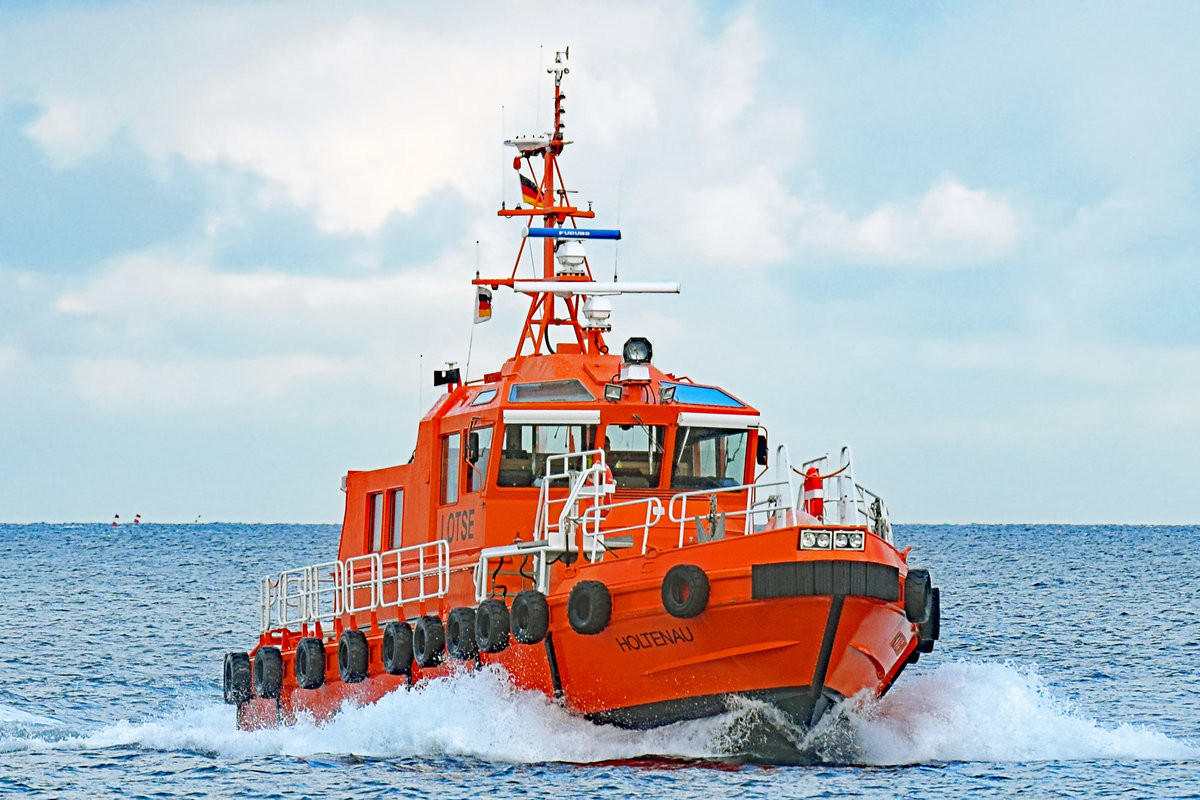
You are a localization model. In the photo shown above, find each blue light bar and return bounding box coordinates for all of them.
[524,227,622,240]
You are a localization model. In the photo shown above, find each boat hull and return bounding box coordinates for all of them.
[237,529,919,732]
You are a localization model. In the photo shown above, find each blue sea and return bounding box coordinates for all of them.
[1,523,1197,798]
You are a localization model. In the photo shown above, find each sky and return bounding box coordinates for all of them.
[2,1,1198,524]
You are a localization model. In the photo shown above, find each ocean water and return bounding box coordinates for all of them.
[0,522,1197,798]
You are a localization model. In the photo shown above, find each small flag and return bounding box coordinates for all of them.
[519,174,543,207]
[474,286,493,324]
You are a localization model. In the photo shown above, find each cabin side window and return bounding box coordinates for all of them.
[389,488,404,549]
[441,433,461,504]
[467,426,493,492]
[603,423,666,489]
[368,491,384,551]
[670,427,749,490]
[497,423,596,487]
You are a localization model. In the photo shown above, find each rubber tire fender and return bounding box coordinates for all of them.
[567,581,612,635]
[413,615,445,668]
[294,637,326,690]
[447,607,479,660]
[252,646,283,699]
[905,568,933,624]
[510,590,550,644]
[917,586,941,653]
[661,564,710,619]
[382,621,414,675]
[223,652,251,704]
[338,629,369,683]
[475,598,511,654]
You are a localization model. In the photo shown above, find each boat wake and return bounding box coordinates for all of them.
[1,662,1195,766]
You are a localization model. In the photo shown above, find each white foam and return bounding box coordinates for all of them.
[815,661,1200,765]
[3,662,1196,765]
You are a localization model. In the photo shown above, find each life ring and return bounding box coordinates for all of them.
[338,629,369,683]
[475,598,511,653]
[567,581,612,635]
[252,646,283,699]
[413,615,445,668]
[661,564,710,618]
[904,568,932,624]
[294,637,326,690]
[382,621,413,675]
[222,652,251,704]
[447,607,479,660]
[510,590,550,644]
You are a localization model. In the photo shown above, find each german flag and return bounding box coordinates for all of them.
[520,174,543,207]
[474,286,492,324]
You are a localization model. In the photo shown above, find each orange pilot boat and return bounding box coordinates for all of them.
[223,49,941,733]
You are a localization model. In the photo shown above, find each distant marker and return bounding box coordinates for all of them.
[112,514,119,527]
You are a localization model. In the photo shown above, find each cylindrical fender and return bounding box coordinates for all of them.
[252,646,283,699]
[567,581,612,635]
[510,590,550,644]
[661,564,710,619]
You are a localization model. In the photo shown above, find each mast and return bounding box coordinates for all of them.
[476,48,679,360]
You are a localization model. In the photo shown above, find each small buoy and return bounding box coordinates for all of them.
[112,514,119,527]
[134,514,141,524]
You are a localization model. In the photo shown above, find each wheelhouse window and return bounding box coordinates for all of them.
[660,382,745,407]
[467,426,493,492]
[670,427,749,490]
[603,423,665,489]
[441,433,461,504]
[497,423,596,487]
[471,388,498,406]
[389,488,404,549]
[368,492,384,551]
[508,379,594,403]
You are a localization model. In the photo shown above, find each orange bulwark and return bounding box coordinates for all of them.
[223,48,941,733]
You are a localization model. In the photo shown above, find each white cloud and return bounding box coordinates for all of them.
[798,177,1019,265]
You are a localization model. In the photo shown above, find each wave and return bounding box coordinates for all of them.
[1,662,1195,765]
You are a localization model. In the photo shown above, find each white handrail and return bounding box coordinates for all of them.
[667,479,792,546]
[258,540,449,634]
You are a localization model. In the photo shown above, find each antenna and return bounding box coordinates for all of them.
[614,175,622,281]
[466,241,480,381]
[500,105,505,209]
[418,353,423,419]
[535,45,544,129]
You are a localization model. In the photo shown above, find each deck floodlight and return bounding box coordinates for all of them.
[604,383,623,402]
[659,384,676,404]
[622,337,652,365]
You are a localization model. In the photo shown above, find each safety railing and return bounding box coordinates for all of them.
[259,539,450,634]
[474,450,664,600]
[800,446,893,543]
[666,479,792,546]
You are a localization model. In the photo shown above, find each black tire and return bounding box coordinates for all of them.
[661,564,710,618]
[567,581,612,635]
[252,646,283,699]
[338,629,369,683]
[476,598,511,653]
[223,652,251,704]
[382,621,414,675]
[294,637,326,690]
[510,590,550,644]
[447,607,479,660]
[413,615,445,668]
[905,568,933,624]
[917,587,941,652]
